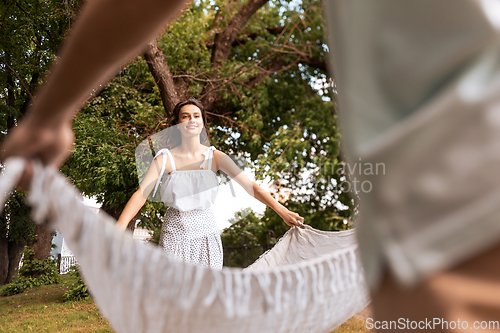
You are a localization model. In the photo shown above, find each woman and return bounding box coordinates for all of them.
[117,98,304,269]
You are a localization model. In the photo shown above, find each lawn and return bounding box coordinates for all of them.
[0,275,371,333]
[0,274,112,333]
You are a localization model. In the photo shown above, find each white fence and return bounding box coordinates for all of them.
[58,255,78,274]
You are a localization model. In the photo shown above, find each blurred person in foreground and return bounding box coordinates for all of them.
[325,0,500,330]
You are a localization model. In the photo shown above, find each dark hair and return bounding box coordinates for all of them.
[165,98,210,148]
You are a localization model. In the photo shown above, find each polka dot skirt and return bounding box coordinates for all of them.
[160,207,223,270]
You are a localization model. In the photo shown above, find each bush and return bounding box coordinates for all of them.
[62,266,91,301]
[0,275,59,296]
[0,246,60,296]
[18,247,59,279]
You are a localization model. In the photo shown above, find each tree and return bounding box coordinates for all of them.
[0,0,83,284]
[64,0,352,235]
[0,192,34,285]
[221,208,270,267]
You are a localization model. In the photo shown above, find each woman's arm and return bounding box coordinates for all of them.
[215,151,305,229]
[116,155,164,231]
[116,190,147,231]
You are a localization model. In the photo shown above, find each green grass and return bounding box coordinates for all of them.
[0,274,112,333]
[0,274,371,333]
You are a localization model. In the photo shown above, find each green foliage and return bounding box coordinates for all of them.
[0,191,35,245]
[147,227,162,245]
[222,208,268,247]
[18,246,59,279]
[0,246,60,296]
[62,266,91,301]
[0,0,83,125]
[62,111,140,210]
[0,274,59,296]
[221,208,275,267]
[142,203,168,245]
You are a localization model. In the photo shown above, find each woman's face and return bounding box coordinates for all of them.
[177,104,204,137]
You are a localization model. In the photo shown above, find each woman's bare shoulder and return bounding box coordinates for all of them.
[213,149,227,157]
[152,153,165,167]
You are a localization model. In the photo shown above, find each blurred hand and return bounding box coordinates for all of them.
[0,116,74,188]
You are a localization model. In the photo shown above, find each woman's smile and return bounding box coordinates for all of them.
[178,105,203,132]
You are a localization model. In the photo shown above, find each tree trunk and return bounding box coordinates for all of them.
[143,41,179,117]
[6,241,26,283]
[32,222,52,261]
[0,236,8,285]
[0,237,24,286]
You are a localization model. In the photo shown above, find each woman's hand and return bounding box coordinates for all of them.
[277,206,305,229]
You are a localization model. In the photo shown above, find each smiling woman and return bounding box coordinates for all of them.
[116,98,305,269]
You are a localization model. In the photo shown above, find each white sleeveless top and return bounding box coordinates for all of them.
[151,146,219,212]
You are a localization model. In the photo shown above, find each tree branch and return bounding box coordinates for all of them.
[298,56,327,72]
[206,111,270,141]
[0,57,34,100]
[206,26,286,49]
[246,56,285,87]
[246,55,327,88]
[20,68,40,115]
[211,0,270,65]
[143,41,179,117]
[203,0,270,110]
